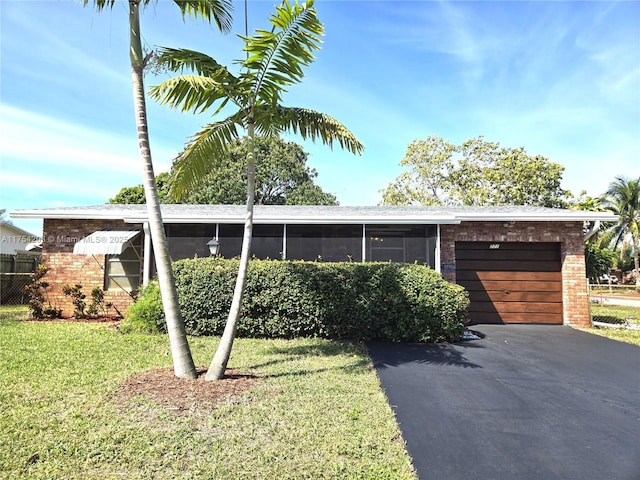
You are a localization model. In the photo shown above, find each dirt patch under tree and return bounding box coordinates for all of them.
[118,366,260,415]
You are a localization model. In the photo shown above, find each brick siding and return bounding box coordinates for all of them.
[41,219,142,317]
[440,221,590,327]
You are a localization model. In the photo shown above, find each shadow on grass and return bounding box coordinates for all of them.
[593,315,628,325]
[248,340,371,378]
[366,341,485,369]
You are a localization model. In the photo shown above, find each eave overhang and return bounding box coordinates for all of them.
[11,205,618,225]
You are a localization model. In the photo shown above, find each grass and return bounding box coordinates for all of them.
[583,303,640,346]
[583,327,640,346]
[590,303,640,325]
[0,306,415,479]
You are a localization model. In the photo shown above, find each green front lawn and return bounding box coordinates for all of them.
[590,303,640,325]
[0,306,415,479]
[584,327,640,346]
[583,303,640,346]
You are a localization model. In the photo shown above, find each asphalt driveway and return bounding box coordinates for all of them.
[368,326,640,480]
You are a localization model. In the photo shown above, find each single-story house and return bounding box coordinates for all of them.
[0,220,41,256]
[12,204,616,327]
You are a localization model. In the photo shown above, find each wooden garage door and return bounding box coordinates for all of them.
[456,242,562,324]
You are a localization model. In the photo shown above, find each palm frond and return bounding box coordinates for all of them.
[83,0,116,11]
[171,0,234,33]
[87,1,234,31]
[600,176,640,252]
[151,48,251,113]
[150,75,231,114]
[169,114,244,200]
[155,48,232,77]
[259,106,364,155]
[240,0,323,105]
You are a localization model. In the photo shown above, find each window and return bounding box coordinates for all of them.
[166,224,215,260]
[252,225,284,260]
[369,231,406,262]
[105,235,142,292]
[365,225,437,267]
[215,224,285,259]
[287,224,362,261]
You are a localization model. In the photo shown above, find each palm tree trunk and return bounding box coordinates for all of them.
[634,235,640,293]
[129,0,196,379]
[206,124,256,381]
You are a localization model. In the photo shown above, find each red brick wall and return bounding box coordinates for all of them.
[41,219,141,317]
[440,221,590,327]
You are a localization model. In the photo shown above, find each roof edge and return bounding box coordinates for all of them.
[454,212,618,222]
[11,205,618,224]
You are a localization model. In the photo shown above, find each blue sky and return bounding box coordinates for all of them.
[1,0,639,235]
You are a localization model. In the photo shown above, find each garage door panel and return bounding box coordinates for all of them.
[470,301,563,314]
[455,249,560,262]
[462,280,562,293]
[457,259,560,272]
[456,270,561,282]
[468,291,563,303]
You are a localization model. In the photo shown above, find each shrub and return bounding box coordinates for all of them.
[62,284,87,318]
[62,284,112,319]
[87,287,110,317]
[128,259,469,342]
[119,281,165,334]
[22,264,62,319]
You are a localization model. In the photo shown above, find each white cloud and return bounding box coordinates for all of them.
[0,171,114,200]
[0,105,176,174]
[0,105,181,217]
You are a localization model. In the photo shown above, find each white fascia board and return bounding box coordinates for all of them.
[13,206,617,224]
[455,212,618,222]
[122,213,462,225]
[11,208,130,220]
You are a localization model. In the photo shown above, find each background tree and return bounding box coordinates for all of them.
[150,0,363,380]
[380,136,456,206]
[109,172,173,204]
[184,137,338,205]
[602,176,640,291]
[584,243,617,283]
[569,191,616,281]
[85,0,233,380]
[108,137,338,205]
[381,135,571,207]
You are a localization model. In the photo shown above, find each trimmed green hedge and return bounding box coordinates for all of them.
[123,259,469,342]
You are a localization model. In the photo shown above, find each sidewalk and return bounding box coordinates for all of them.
[590,294,640,307]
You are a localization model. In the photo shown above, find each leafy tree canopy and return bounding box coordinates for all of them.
[380,135,571,208]
[109,172,172,204]
[585,243,616,282]
[108,137,338,206]
[184,136,338,205]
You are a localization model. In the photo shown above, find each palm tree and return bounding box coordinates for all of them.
[603,176,640,291]
[84,0,233,379]
[150,0,364,380]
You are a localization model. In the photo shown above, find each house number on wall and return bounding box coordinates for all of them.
[489,243,500,249]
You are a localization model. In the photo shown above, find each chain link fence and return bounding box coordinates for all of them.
[0,253,40,306]
[589,284,640,329]
[0,273,32,305]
